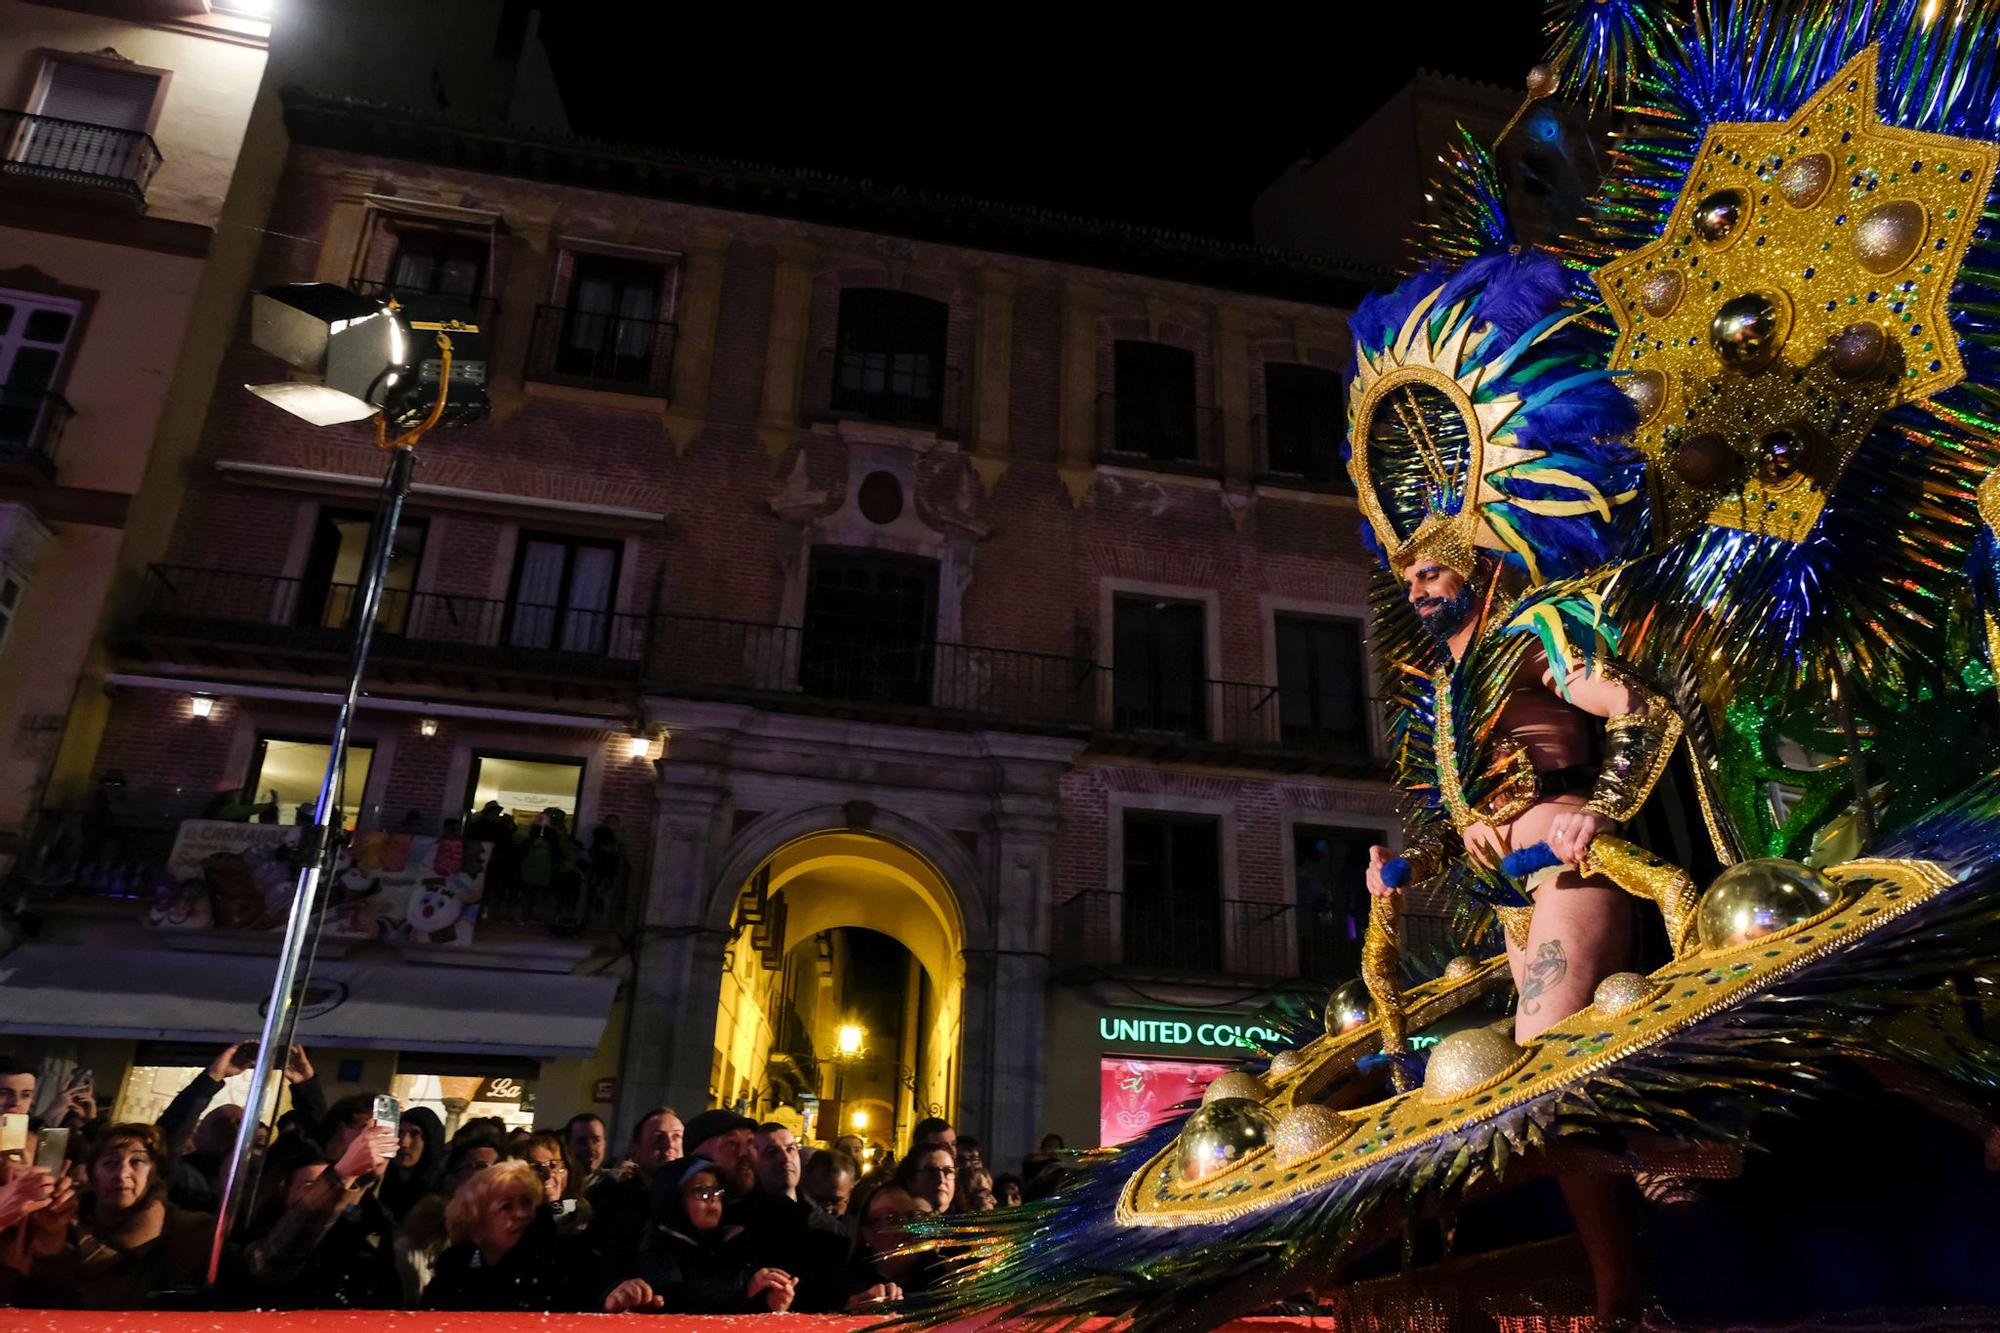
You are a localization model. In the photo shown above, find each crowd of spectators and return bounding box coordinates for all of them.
[0,1050,1076,1312]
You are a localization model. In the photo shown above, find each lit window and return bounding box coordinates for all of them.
[466,753,584,825]
[244,736,376,828]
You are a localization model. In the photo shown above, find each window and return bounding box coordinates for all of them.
[1274,615,1367,759]
[295,508,428,634]
[1112,597,1206,737]
[831,289,947,428]
[1293,825,1383,984]
[1263,363,1347,486]
[0,290,78,460]
[1122,812,1222,971]
[504,533,621,654]
[1111,341,1197,464]
[553,254,667,385]
[466,753,584,825]
[799,549,938,706]
[11,58,162,191]
[377,225,489,319]
[244,736,376,828]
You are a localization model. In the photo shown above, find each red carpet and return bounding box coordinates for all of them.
[3,1317,1340,1332]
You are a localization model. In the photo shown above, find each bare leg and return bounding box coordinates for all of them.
[1516,873,1640,1322]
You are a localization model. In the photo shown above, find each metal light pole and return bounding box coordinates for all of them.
[208,326,460,1281]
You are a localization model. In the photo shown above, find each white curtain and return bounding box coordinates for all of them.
[509,540,566,648]
[560,546,616,652]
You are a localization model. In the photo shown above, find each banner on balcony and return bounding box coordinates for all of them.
[147,820,486,946]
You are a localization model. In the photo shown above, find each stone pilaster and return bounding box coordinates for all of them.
[1215,305,1253,486]
[756,236,822,466]
[1056,281,1103,506]
[968,267,1017,493]
[670,224,733,421]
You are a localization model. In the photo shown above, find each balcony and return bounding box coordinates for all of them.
[1103,666,1374,772]
[0,387,71,480]
[806,348,963,437]
[1055,889,1295,977]
[130,568,1383,771]
[1095,393,1221,477]
[9,804,635,934]
[134,566,647,693]
[1253,413,1352,493]
[526,304,677,396]
[0,110,161,205]
[348,279,498,333]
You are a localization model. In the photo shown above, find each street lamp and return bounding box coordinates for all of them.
[836,1022,867,1058]
[209,282,487,1282]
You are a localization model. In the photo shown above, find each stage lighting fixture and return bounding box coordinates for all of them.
[245,282,488,430]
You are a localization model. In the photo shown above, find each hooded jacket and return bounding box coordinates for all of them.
[624,1157,764,1314]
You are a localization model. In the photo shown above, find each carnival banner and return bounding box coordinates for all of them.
[147,820,487,946]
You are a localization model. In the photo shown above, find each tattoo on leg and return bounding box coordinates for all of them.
[1520,939,1568,1015]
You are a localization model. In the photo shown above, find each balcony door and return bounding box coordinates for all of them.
[17,58,160,184]
[1274,615,1367,759]
[1292,825,1382,985]
[1122,812,1222,972]
[1112,341,1197,463]
[0,291,77,459]
[505,533,621,654]
[557,255,663,384]
[296,508,428,634]
[1112,597,1206,736]
[381,226,488,321]
[799,549,938,706]
[831,289,947,428]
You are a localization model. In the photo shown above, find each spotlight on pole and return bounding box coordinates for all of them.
[245,282,488,430]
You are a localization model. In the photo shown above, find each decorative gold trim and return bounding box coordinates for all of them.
[1352,362,1486,575]
[1115,857,1959,1228]
[1434,669,1538,831]
[1418,1041,1537,1105]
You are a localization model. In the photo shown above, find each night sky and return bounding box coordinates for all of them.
[539,6,1542,244]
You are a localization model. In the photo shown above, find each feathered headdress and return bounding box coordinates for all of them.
[1345,250,1649,585]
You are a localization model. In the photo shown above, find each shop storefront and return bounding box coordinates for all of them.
[1044,986,1293,1148]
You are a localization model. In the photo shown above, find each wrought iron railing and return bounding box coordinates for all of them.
[347,278,499,332]
[138,566,647,675]
[525,304,677,395]
[1103,667,1373,765]
[1055,889,1297,976]
[0,110,161,202]
[1095,392,1221,474]
[0,387,71,475]
[1253,413,1352,492]
[808,348,963,435]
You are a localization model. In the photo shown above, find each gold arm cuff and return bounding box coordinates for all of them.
[1583,690,1683,823]
[1361,894,1410,1090]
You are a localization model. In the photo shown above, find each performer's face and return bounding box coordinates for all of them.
[1403,560,1478,640]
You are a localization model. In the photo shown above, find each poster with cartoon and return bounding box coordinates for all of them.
[148,821,488,946]
[1097,1056,1234,1146]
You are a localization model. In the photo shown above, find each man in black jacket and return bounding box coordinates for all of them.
[155,1042,327,1211]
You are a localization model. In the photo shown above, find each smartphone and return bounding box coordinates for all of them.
[34,1127,70,1173]
[372,1094,399,1130]
[70,1067,92,1089]
[237,1043,259,1068]
[0,1113,26,1156]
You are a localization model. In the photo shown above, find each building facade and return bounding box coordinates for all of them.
[3,86,1420,1172]
[0,0,273,861]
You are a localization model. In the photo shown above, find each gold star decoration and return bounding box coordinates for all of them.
[1595,45,1999,544]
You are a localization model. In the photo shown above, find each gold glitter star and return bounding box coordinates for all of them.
[1595,45,1999,544]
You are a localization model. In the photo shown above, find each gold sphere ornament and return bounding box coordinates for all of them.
[1710,291,1791,373]
[1619,369,1666,423]
[1591,971,1656,1017]
[1177,1098,1277,1181]
[1696,857,1843,951]
[1777,152,1833,208]
[1756,427,1816,485]
[1639,270,1683,318]
[1267,1048,1305,1077]
[1422,1027,1528,1103]
[1443,955,1480,981]
[1853,199,1928,275]
[1828,321,1889,379]
[1273,1104,1353,1164]
[1672,432,1740,488]
[1691,188,1748,246]
[1201,1071,1268,1106]
[1325,979,1375,1034]
[1524,62,1556,97]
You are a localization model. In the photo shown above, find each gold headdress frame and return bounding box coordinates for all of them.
[1351,363,1484,578]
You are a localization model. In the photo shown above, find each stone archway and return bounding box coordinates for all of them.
[704,818,975,1150]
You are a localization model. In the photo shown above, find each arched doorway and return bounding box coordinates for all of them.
[707,829,963,1154]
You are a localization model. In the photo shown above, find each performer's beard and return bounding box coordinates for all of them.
[1415,582,1480,642]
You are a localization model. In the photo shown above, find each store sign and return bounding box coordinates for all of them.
[1097,1014,1285,1052]
[476,1076,527,1103]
